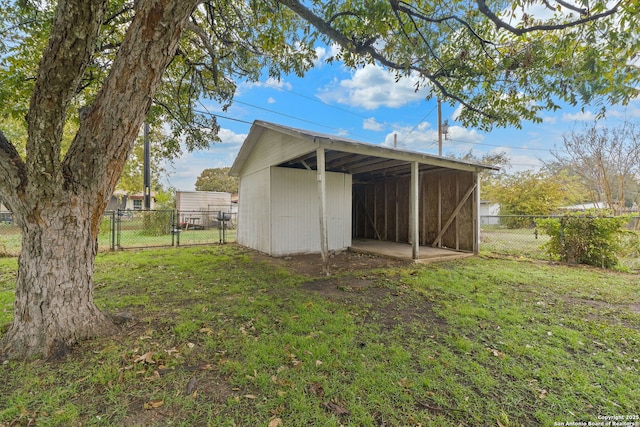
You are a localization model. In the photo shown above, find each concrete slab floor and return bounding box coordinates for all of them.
[349,238,474,263]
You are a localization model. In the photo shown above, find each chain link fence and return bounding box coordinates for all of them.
[480,215,640,270]
[1,209,237,256]
[2,211,639,270]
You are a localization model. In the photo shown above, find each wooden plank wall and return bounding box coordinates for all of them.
[352,170,475,251]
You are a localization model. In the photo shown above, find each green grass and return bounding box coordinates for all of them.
[1,245,639,426]
[0,226,236,256]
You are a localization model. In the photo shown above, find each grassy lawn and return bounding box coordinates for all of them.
[1,245,639,426]
[0,226,235,256]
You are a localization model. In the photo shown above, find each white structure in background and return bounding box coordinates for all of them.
[479,201,500,225]
[176,191,234,229]
[230,121,495,260]
[108,190,156,211]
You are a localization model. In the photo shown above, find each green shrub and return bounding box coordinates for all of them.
[141,210,172,236]
[535,212,629,269]
[98,215,112,236]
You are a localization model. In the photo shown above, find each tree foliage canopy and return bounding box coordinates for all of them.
[195,167,238,193]
[486,170,566,220]
[279,0,639,129]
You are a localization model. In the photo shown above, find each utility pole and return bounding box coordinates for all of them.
[143,123,151,210]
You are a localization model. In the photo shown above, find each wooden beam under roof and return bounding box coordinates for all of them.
[325,152,364,169]
[343,157,400,174]
[349,159,407,175]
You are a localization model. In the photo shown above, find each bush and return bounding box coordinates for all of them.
[141,210,172,236]
[535,212,629,269]
[98,215,112,236]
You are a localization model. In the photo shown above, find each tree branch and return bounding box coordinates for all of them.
[62,0,199,219]
[0,131,27,213]
[25,0,106,193]
[276,0,497,120]
[476,0,620,35]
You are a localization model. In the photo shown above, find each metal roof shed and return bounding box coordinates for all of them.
[229,121,496,268]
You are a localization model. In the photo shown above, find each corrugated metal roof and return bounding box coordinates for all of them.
[230,120,498,182]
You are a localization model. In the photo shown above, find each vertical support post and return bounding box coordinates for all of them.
[455,174,460,251]
[474,172,480,254]
[437,99,443,156]
[317,147,329,275]
[395,180,399,242]
[410,161,420,260]
[143,123,151,210]
[436,176,442,248]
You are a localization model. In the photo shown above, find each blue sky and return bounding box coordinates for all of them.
[162,44,640,191]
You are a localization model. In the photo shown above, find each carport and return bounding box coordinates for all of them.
[230,121,497,267]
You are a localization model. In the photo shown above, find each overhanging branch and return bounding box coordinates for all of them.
[276,0,497,120]
[0,131,27,210]
[476,0,620,35]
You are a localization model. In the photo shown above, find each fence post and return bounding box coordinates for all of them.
[175,209,180,247]
[171,209,176,247]
[110,210,115,250]
[116,209,122,249]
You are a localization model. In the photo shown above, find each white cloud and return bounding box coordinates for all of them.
[452,104,464,121]
[267,97,276,104]
[608,103,640,120]
[317,64,428,110]
[314,43,342,66]
[162,128,247,191]
[240,77,292,92]
[363,117,385,131]
[381,122,484,155]
[562,110,597,122]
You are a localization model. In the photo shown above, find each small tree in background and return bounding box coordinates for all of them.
[485,171,565,228]
[195,167,238,193]
[551,121,640,215]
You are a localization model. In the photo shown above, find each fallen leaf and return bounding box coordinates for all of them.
[315,359,323,367]
[268,418,282,427]
[134,351,155,364]
[538,389,548,399]
[308,382,324,398]
[398,377,413,388]
[185,377,198,395]
[486,348,505,358]
[143,400,163,410]
[244,394,256,399]
[322,399,350,416]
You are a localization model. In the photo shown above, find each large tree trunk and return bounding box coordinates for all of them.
[2,198,118,359]
[0,0,198,360]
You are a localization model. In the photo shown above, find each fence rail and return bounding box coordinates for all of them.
[1,209,237,256]
[2,212,639,270]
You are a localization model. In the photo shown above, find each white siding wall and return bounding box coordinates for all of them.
[236,168,271,253]
[176,191,232,212]
[270,167,351,256]
[237,129,317,177]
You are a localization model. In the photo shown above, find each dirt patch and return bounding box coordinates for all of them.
[299,274,448,337]
[254,249,410,277]
[249,250,448,336]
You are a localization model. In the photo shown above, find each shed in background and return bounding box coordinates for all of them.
[176,191,233,229]
[230,121,496,264]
